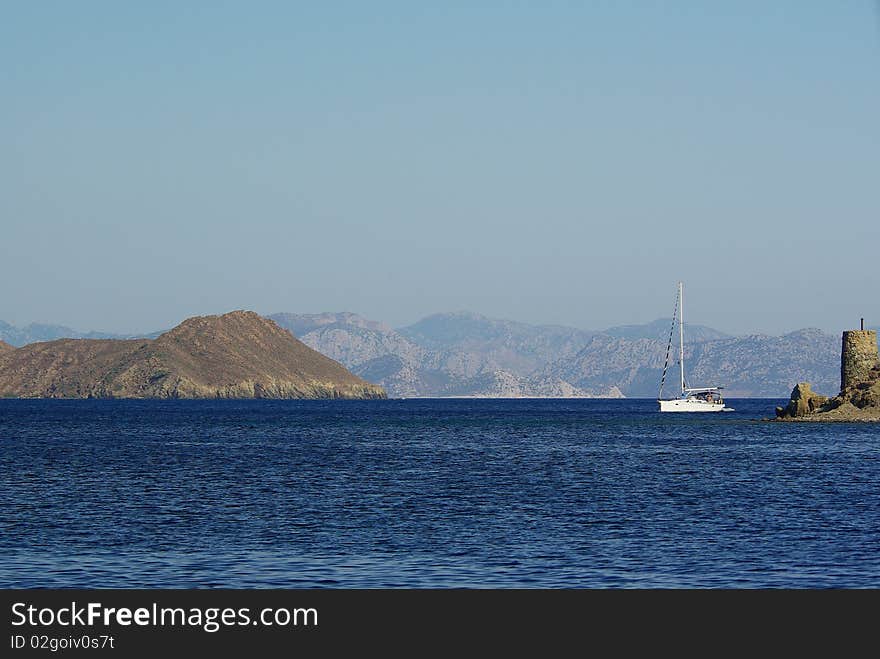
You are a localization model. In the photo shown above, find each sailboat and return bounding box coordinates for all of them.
[658,282,733,412]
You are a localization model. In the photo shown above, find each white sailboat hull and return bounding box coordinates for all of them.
[658,398,726,413]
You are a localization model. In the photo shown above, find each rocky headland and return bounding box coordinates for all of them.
[775,328,880,422]
[0,311,386,399]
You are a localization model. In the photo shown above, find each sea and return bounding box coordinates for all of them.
[1,398,878,589]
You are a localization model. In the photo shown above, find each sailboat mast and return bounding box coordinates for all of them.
[679,281,685,394]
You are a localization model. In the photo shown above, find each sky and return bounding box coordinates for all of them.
[2,1,878,336]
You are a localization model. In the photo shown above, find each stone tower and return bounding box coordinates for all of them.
[840,329,879,392]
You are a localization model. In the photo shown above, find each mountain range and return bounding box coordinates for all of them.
[269,312,849,398]
[3,312,867,398]
[0,320,159,346]
[269,311,613,398]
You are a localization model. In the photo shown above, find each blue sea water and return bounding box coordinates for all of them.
[1,398,878,588]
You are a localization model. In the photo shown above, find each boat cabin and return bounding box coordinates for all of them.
[683,387,724,404]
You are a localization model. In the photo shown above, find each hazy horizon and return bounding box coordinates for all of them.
[0,305,868,340]
[3,3,878,336]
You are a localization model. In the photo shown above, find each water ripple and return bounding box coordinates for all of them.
[1,398,878,588]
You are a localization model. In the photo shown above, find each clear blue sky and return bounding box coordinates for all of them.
[2,1,878,335]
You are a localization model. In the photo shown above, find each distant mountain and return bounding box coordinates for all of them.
[399,311,595,376]
[543,328,841,398]
[269,312,425,371]
[538,335,667,397]
[0,320,161,347]
[685,329,841,397]
[604,318,731,343]
[273,311,854,398]
[269,311,616,398]
[268,312,392,339]
[0,311,385,399]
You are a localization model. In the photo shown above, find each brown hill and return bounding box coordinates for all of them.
[0,311,386,399]
[0,340,14,353]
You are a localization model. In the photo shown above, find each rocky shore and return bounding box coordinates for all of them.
[775,328,879,422]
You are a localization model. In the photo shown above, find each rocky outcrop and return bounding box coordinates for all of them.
[775,383,828,418]
[776,371,880,422]
[0,311,386,399]
[804,363,880,421]
[775,327,880,421]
